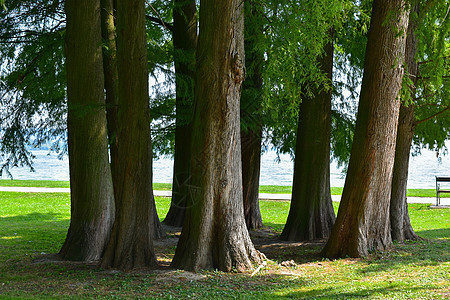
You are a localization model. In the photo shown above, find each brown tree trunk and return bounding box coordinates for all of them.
[241,128,263,229]
[60,0,115,262]
[164,0,197,227]
[241,0,264,230]
[101,0,119,195]
[171,0,263,272]
[101,0,158,270]
[281,38,335,241]
[322,0,409,258]
[151,196,165,239]
[101,0,164,240]
[391,105,420,241]
[390,3,420,242]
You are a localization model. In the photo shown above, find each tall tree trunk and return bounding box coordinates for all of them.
[390,105,416,242]
[281,38,335,241]
[390,3,420,242]
[322,0,409,258]
[101,0,158,270]
[241,0,264,230]
[164,0,197,227]
[151,196,165,239]
[241,128,263,229]
[101,0,119,196]
[171,0,263,272]
[101,0,164,240]
[60,0,115,262]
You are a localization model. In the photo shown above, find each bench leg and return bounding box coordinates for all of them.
[436,182,440,206]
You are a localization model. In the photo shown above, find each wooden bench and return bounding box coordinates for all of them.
[436,176,450,206]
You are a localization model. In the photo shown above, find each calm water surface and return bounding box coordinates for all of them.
[2,143,449,189]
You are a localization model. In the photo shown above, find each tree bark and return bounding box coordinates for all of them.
[101,0,158,270]
[171,0,263,272]
[390,3,420,242]
[60,0,115,262]
[100,0,164,240]
[281,38,335,241]
[241,0,264,230]
[390,105,418,241]
[322,0,409,258]
[164,0,197,227]
[101,0,119,196]
[241,128,263,229]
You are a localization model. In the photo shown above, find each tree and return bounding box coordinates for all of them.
[60,0,115,261]
[101,0,158,270]
[390,2,420,242]
[164,0,197,227]
[240,0,265,230]
[281,36,335,241]
[390,0,450,241]
[171,0,263,272]
[99,0,166,240]
[260,0,348,240]
[101,0,119,195]
[322,0,410,258]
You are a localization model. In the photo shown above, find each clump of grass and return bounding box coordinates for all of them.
[0,191,449,299]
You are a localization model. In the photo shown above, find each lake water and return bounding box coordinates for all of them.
[1,143,449,189]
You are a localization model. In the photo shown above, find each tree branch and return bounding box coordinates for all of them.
[146,15,173,32]
[415,106,450,126]
[417,75,450,80]
[418,56,449,65]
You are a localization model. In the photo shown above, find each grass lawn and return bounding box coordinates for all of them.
[0,192,449,299]
[0,179,448,198]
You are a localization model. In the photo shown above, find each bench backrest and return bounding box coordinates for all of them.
[436,177,450,182]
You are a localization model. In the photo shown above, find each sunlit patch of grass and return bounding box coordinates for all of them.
[0,235,22,240]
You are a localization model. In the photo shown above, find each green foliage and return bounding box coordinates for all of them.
[145,0,179,159]
[329,0,372,167]
[330,0,450,166]
[0,0,66,177]
[264,0,359,159]
[410,0,450,152]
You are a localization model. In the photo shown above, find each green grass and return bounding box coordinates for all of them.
[1,179,448,198]
[0,191,449,299]
[0,179,173,191]
[0,179,70,188]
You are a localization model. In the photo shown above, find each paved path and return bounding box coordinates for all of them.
[0,186,448,206]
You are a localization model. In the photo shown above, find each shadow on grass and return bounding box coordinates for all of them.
[252,223,450,273]
[0,213,68,258]
[250,224,325,265]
